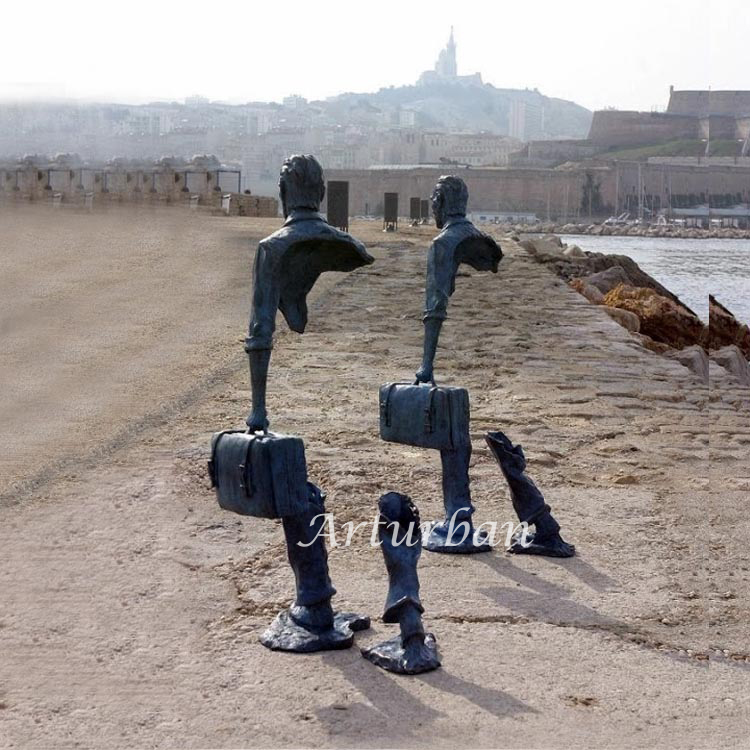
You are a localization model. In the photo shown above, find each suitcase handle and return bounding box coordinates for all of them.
[412,377,437,387]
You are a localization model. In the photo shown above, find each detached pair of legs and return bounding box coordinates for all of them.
[425,437,575,557]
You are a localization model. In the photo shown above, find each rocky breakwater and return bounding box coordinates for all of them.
[708,295,750,386]
[519,234,750,387]
[500,222,750,241]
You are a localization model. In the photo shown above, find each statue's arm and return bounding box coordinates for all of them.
[416,318,443,384]
[415,242,450,383]
[245,243,279,431]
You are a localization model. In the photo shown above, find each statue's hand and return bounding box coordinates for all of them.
[414,364,434,384]
[246,407,269,433]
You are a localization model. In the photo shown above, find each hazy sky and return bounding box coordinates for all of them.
[0,0,742,112]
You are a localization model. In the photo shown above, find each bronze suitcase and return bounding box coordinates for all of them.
[209,430,309,518]
[379,382,470,451]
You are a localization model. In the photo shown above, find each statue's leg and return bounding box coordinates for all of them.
[423,444,491,554]
[281,493,336,631]
[485,431,575,558]
[260,483,370,652]
[508,509,575,558]
[361,492,440,674]
[441,444,474,522]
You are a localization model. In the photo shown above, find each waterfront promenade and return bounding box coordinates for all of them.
[0,212,746,748]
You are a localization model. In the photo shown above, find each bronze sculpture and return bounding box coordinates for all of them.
[246,155,373,432]
[486,431,575,557]
[379,175,502,553]
[414,176,502,385]
[362,492,440,674]
[211,154,373,651]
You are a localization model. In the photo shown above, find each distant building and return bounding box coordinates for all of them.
[435,26,458,77]
[398,108,417,128]
[587,87,750,150]
[509,101,544,142]
[282,95,308,110]
[418,28,483,87]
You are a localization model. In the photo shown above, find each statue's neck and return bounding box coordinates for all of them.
[284,208,323,225]
[442,214,468,228]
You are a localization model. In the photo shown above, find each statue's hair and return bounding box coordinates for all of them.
[433,175,468,216]
[279,154,325,211]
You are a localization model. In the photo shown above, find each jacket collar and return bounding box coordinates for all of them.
[283,209,324,226]
[442,215,471,230]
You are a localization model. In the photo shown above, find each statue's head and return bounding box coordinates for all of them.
[431,175,468,229]
[279,154,325,218]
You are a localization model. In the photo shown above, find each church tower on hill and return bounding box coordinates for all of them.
[418,28,482,87]
[435,27,458,78]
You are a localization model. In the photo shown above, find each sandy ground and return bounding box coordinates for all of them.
[0,207,747,749]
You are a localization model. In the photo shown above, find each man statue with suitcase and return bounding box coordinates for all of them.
[210,154,374,651]
[380,175,573,556]
[381,175,503,553]
[408,175,572,557]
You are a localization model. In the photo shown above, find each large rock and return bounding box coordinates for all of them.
[602,306,640,333]
[563,244,585,258]
[584,266,633,294]
[603,284,707,349]
[666,345,709,382]
[530,251,697,316]
[709,295,750,358]
[569,278,605,304]
[710,345,750,386]
[633,333,672,354]
[520,237,564,257]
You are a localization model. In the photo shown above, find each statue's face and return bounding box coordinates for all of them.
[431,188,446,229]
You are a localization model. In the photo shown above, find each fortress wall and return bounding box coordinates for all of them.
[668,89,750,117]
[610,163,750,211]
[328,167,600,219]
[667,90,711,116]
[329,164,750,220]
[587,111,699,147]
[708,116,741,140]
[705,91,750,117]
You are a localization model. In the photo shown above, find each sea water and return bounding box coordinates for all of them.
[560,235,750,323]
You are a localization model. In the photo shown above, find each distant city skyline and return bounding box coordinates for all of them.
[0,0,741,113]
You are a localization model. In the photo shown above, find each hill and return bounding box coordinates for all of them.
[327,81,592,139]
